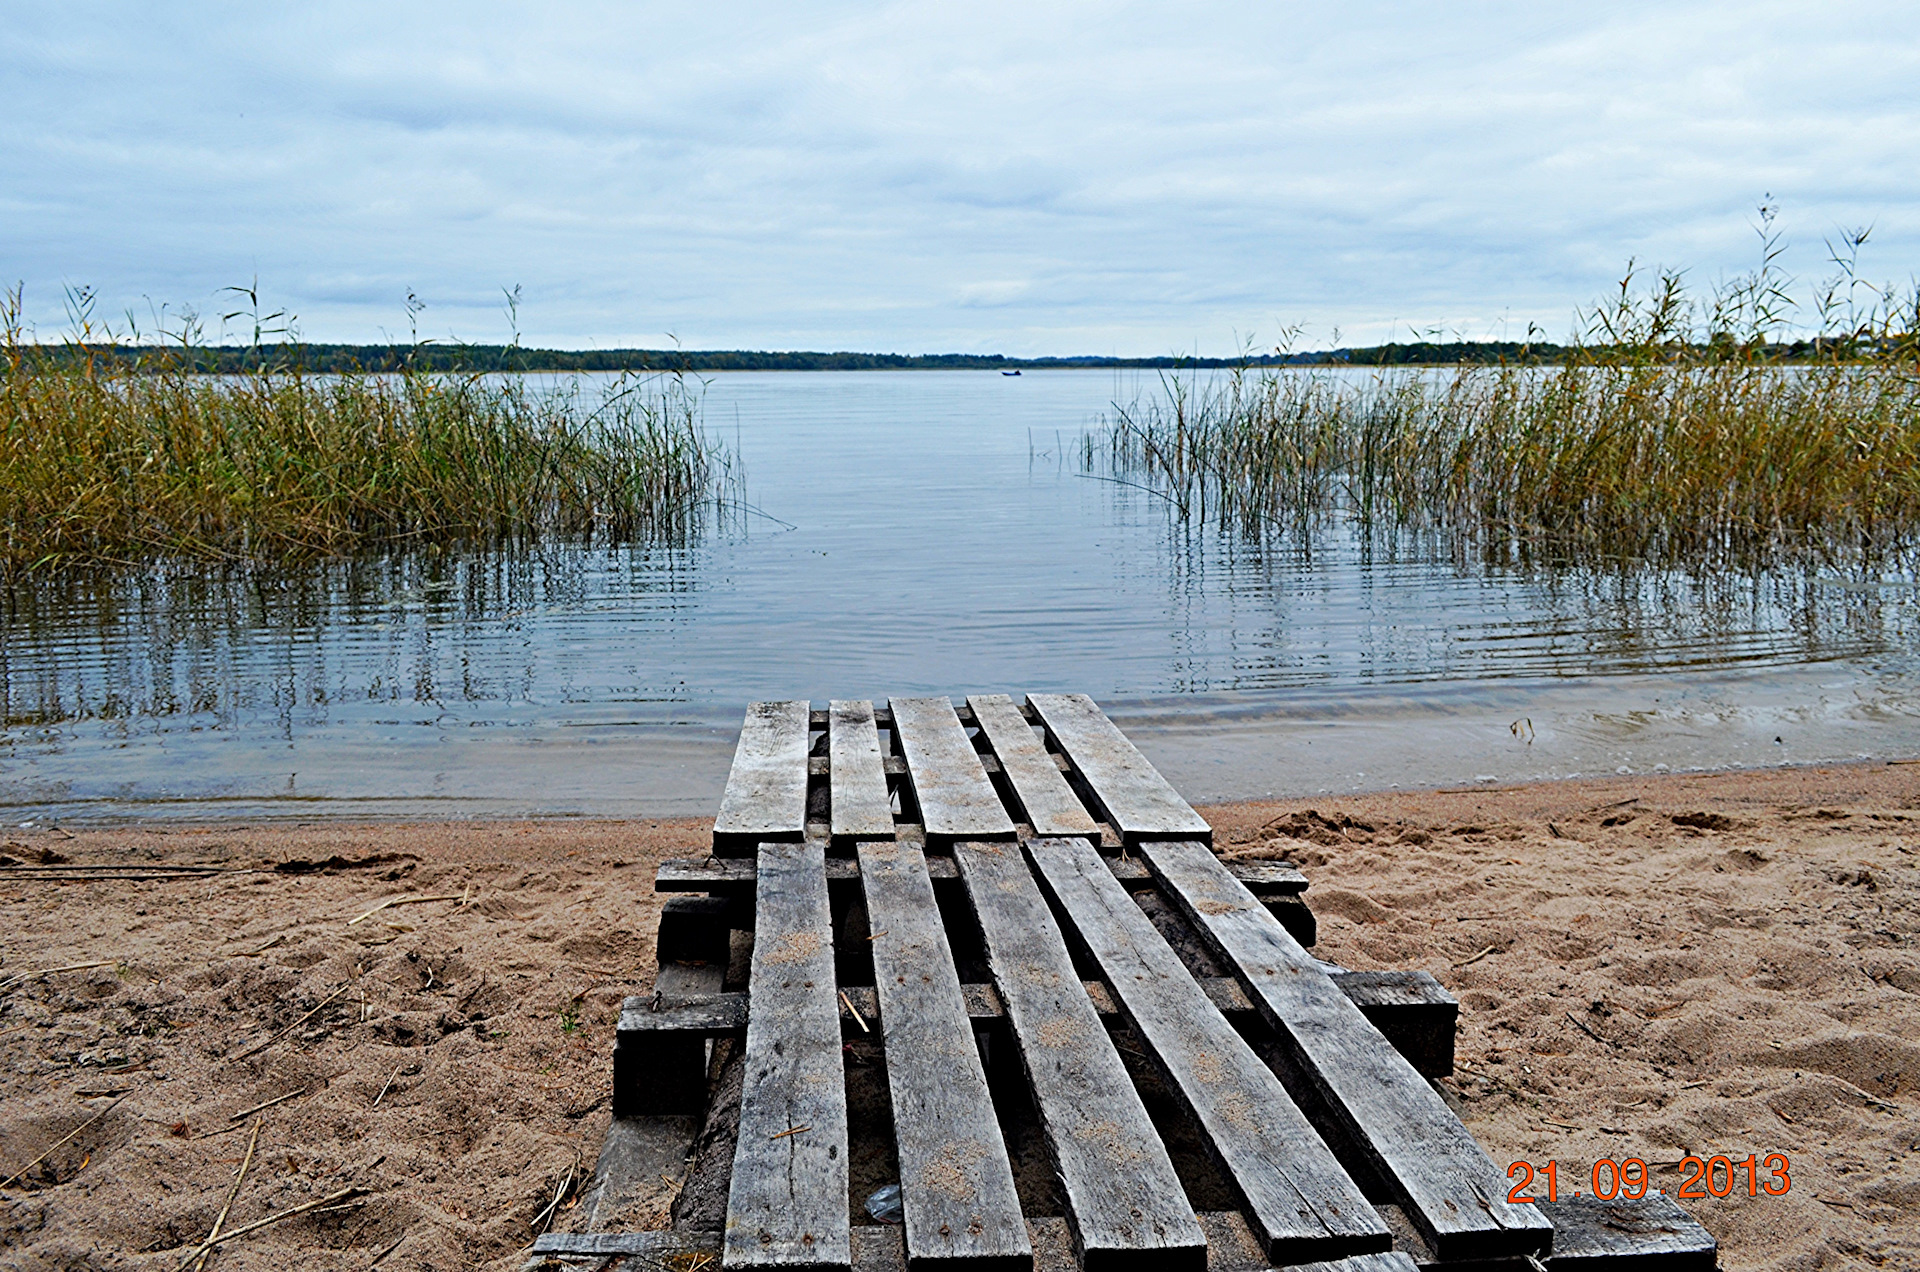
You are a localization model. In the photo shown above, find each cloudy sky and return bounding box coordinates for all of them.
[5,2,1916,355]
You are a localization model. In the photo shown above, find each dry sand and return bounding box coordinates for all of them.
[1,762,1916,1270]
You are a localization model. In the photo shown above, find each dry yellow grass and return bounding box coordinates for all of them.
[1,293,731,572]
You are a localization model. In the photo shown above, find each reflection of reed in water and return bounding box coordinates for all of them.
[0,546,702,731]
[1138,514,1911,696]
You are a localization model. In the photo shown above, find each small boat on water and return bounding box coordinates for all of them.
[1002,369,1022,376]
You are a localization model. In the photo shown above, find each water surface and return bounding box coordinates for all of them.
[5,370,1917,822]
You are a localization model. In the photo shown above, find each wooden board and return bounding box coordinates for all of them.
[661,857,1307,895]
[859,841,1031,1270]
[714,701,811,855]
[1537,1194,1717,1270]
[830,700,896,843]
[1023,837,1388,1265]
[539,1204,1722,1271]
[1135,840,1552,1263]
[534,1221,1426,1271]
[890,698,1016,845]
[1286,1255,1419,1272]
[1025,695,1210,846]
[617,968,1454,1086]
[1324,971,1456,1080]
[724,841,851,1269]
[966,694,1100,840]
[951,839,1205,1270]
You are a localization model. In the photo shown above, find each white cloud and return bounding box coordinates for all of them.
[3,1,1916,353]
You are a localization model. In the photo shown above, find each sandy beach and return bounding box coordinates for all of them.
[2,761,1915,1270]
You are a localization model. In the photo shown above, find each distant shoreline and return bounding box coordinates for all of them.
[18,335,1895,374]
[13,341,1560,374]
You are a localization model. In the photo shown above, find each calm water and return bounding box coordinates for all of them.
[5,370,1918,822]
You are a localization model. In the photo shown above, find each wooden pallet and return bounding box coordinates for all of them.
[535,695,1717,1272]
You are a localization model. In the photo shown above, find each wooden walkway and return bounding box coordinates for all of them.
[544,694,1717,1272]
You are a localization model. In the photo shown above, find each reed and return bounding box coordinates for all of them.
[1,290,734,571]
[1086,264,1920,569]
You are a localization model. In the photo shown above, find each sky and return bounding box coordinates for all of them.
[4,2,1918,356]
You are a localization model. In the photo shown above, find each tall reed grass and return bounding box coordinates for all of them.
[1,290,735,571]
[1086,258,1920,569]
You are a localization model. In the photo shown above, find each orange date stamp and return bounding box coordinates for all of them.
[1506,1154,1791,1202]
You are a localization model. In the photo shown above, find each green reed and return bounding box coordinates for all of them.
[1,290,735,571]
[1086,263,1920,569]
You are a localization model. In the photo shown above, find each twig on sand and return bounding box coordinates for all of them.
[1453,944,1499,969]
[0,1093,127,1191]
[1565,1011,1613,1046]
[372,1064,404,1109]
[173,1186,369,1270]
[192,1119,261,1272]
[232,984,349,1060]
[0,960,119,991]
[228,1085,311,1122]
[368,1233,406,1265]
[347,894,466,926]
[4,872,229,884]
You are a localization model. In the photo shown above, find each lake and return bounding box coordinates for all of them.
[4,369,1917,823]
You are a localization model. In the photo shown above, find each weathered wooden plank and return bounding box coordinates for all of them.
[724,841,851,1269]
[532,1221,1412,1271]
[1326,971,1456,1080]
[612,954,725,1115]
[830,700,897,843]
[966,694,1100,840]
[860,841,1030,1270]
[890,698,1016,846]
[1537,1194,1716,1269]
[1136,840,1551,1262]
[660,856,1297,896]
[1220,861,1310,896]
[951,839,1205,1270]
[1025,695,1210,846]
[1264,895,1317,947]
[658,895,734,964]
[618,969,1453,1080]
[1024,837,1388,1265]
[713,701,812,855]
[1285,1254,1419,1272]
[1107,857,1308,897]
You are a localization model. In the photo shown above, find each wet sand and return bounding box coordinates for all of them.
[2,762,1916,1269]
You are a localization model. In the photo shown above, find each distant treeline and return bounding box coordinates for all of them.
[18,337,1912,373]
[19,342,1551,373]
